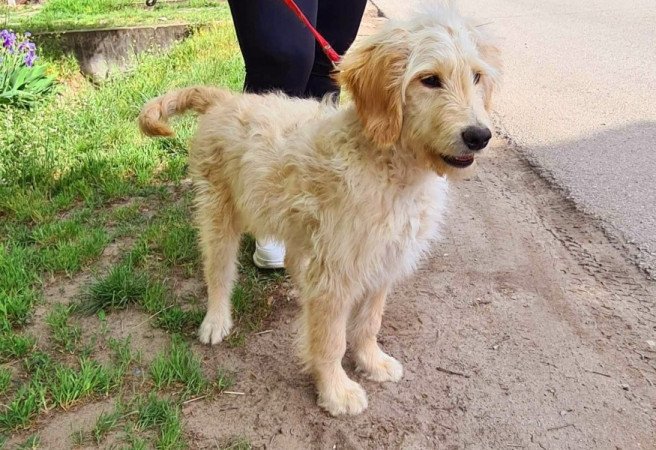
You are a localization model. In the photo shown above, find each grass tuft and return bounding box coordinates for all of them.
[0,368,11,394]
[78,264,151,315]
[149,335,207,397]
[0,333,36,361]
[16,434,40,450]
[108,336,141,373]
[0,381,47,431]
[131,394,185,450]
[48,359,117,409]
[154,306,204,336]
[92,408,122,444]
[46,304,81,353]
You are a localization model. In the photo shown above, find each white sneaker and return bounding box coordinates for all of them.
[252,239,285,269]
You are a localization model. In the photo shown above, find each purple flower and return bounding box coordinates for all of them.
[1,29,17,50]
[18,41,37,67]
[24,52,37,67]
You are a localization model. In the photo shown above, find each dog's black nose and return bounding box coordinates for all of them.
[461,126,492,151]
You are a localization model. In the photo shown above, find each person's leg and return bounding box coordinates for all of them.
[227,0,319,268]
[228,0,318,96]
[304,0,367,99]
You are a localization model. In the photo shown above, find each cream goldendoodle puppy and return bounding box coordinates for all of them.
[139,5,501,416]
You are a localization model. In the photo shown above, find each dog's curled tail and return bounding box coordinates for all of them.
[138,86,230,137]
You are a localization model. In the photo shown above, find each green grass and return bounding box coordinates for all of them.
[0,367,11,394]
[149,335,207,397]
[0,23,243,223]
[32,220,109,274]
[109,336,142,374]
[0,333,35,361]
[0,13,284,447]
[78,263,153,315]
[0,381,47,430]
[46,304,81,353]
[76,393,189,449]
[48,358,117,409]
[91,408,122,444]
[16,434,41,450]
[134,395,184,449]
[1,0,230,33]
[0,244,40,333]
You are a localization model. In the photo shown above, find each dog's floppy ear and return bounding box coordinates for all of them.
[469,25,502,111]
[336,29,409,147]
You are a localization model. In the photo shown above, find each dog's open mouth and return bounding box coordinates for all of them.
[441,154,475,168]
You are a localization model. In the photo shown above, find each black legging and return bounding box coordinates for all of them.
[227,0,367,100]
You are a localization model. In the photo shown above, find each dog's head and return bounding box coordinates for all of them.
[337,4,502,177]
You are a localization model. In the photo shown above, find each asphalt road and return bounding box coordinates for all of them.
[372,0,656,276]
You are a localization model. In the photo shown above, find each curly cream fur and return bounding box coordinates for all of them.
[139,4,501,416]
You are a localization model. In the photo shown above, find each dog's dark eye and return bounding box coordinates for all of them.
[420,75,442,88]
[473,72,482,84]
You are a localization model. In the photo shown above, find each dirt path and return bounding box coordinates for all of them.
[183,133,656,449]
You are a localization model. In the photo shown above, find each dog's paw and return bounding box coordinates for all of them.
[318,378,368,416]
[358,351,404,383]
[198,313,232,345]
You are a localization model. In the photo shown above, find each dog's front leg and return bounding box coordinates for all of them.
[300,291,368,416]
[349,286,403,383]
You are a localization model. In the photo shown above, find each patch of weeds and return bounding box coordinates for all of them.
[97,310,110,337]
[46,304,81,354]
[0,381,47,431]
[111,202,143,224]
[0,244,40,332]
[0,290,38,333]
[0,333,35,361]
[141,202,200,276]
[78,263,151,315]
[70,429,86,447]
[225,332,246,349]
[222,436,252,450]
[48,359,116,410]
[230,236,287,333]
[149,335,207,397]
[108,336,141,379]
[0,368,11,394]
[159,222,199,270]
[22,351,52,375]
[86,394,185,449]
[92,408,122,444]
[214,369,235,393]
[16,434,40,450]
[134,394,184,450]
[139,281,170,314]
[30,217,109,274]
[124,434,148,450]
[154,306,204,336]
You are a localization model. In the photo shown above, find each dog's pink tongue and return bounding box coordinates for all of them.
[454,155,474,162]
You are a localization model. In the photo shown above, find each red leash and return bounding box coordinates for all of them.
[280,0,341,64]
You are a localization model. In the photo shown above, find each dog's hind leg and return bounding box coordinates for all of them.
[348,286,403,383]
[299,274,368,415]
[196,187,240,345]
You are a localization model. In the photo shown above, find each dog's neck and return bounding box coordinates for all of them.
[332,106,437,188]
